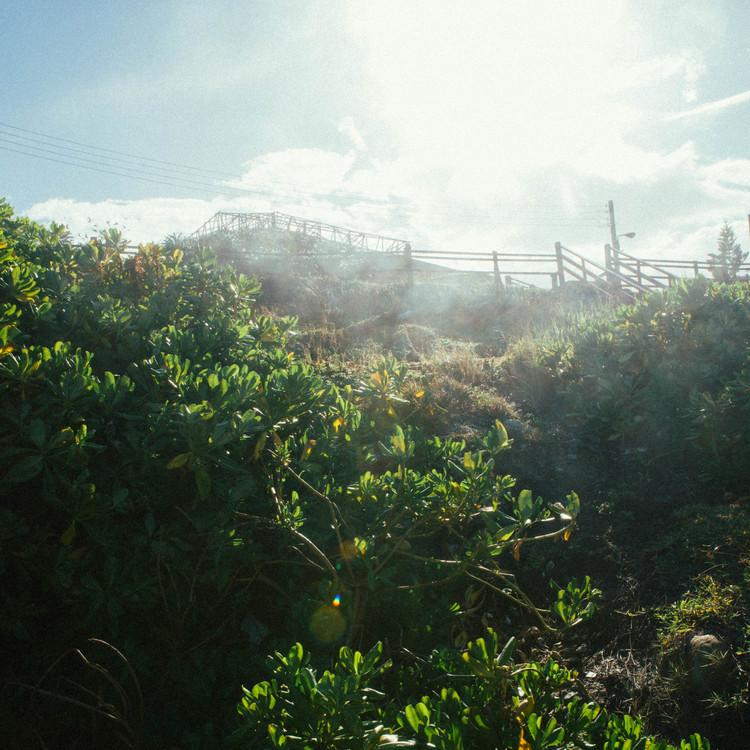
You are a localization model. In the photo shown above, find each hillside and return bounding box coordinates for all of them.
[2,199,748,748]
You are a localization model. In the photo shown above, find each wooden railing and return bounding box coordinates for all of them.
[190,210,749,299]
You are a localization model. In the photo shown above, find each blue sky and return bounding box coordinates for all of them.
[3,0,750,267]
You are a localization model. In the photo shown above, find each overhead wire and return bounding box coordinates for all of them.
[0,120,610,229]
[0,121,404,208]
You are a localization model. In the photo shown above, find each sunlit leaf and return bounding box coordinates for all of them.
[167,452,191,469]
[301,440,315,460]
[391,433,406,455]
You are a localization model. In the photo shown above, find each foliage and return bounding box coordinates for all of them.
[656,575,742,651]
[0,199,585,747]
[493,278,750,495]
[707,221,747,284]
[235,633,710,749]
[0,197,721,748]
[688,363,750,491]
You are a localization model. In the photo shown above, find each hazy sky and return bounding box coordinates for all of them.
[3,0,750,267]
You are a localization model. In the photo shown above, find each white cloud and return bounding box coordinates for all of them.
[338,118,367,152]
[663,89,750,122]
[27,197,227,244]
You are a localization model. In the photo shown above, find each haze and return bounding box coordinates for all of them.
[3,0,749,265]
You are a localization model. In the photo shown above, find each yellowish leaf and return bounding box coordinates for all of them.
[167,452,191,470]
[516,697,534,720]
[301,440,316,460]
[391,434,406,454]
[415,390,425,398]
[333,417,343,433]
[513,541,522,561]
[564,524,574,541]
[518,726,531,750]
[463,453,475,471]
[60,521,76,546]
[253,433,267,460]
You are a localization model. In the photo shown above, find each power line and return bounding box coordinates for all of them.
[0,139,400,209]
[0,121,610,229]
[0,129,233,181]
[0,144,238,195]
[0,121,405,207]
[0,121,233,179]
[0,137,245,192]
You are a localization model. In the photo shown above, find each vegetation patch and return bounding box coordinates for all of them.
[5,198,749,747]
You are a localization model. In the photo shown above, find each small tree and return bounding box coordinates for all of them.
[708,220,747,283]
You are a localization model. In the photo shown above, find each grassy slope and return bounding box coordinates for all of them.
[261,270,750,747]
[3,208,748,747]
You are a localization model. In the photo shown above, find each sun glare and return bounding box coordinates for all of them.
[347,1,634,174]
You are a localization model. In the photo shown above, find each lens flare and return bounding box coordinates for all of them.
[309,604,346,643]
[333,594,341,607]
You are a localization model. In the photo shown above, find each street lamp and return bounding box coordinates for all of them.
[614,232,636,251]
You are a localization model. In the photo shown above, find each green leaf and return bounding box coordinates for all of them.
[517,489,534,523]
[404,704,420,732]
[268,723,286,746]
[8,454,44,483]
[28,419,47,447]
[167,452,191,469]
[60,521,76,546]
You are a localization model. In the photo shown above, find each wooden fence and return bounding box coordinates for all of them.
[407,243,750,302]
[188,211,750,302]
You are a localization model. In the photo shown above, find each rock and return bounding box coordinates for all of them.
[504,418,532,436]
[688,632,729,695]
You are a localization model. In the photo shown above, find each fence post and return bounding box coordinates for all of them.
[492,250,502,295]
[555,242,564,286]
[613,245,622,288]
[604,243,613,288]
[693,261,699,277]
[404,242,413,287]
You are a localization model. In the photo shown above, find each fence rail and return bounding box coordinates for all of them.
[192,211,410,254]
[191,210,749,301]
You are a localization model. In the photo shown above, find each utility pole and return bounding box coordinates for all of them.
[607,200,621,284]
[608,200,618,249]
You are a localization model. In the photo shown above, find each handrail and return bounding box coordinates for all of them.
[192,211,410,254]
[611,246,678,288]
[190,211,747,296]
[558,244,648,299]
